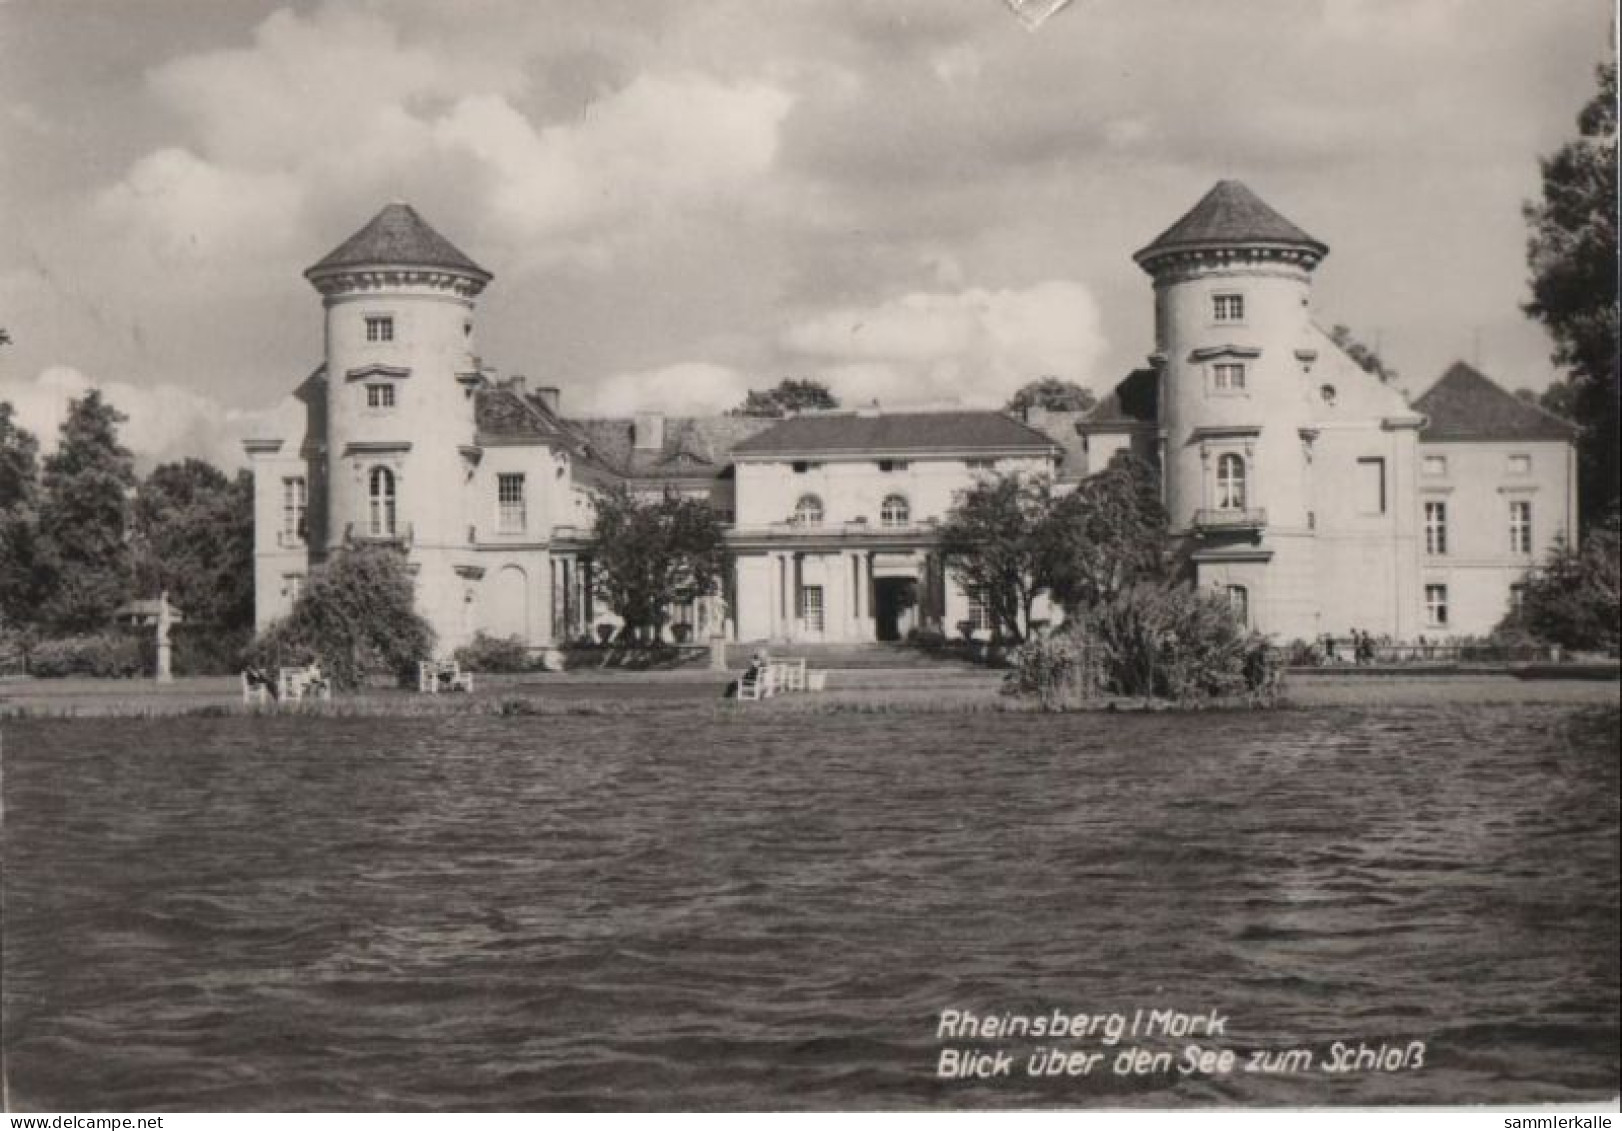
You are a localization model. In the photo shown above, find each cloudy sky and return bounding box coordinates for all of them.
[0,0,1610,468]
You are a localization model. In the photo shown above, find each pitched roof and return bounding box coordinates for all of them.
[1135,180,1327,267]
[1083,368,1159,428]
[475,386,577,444]
[731,411,1059,456]
[1413,362,1579,443]
[306,203,491,281]
[571,416,777,480]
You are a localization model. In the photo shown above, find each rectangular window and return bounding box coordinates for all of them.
[1509,499,1532,554]
[1424,501,1447,556]
[791,460,821,474]
[1356,457,1386,515]
[365,315,394,342]
[285,574,305,603]
[1213,363,1246,391]
[966,458,997,471]
[1213,293,1245,322]
[1507,454,1531,475]
[799,585,825,633]
[1422,455,1447,477]
[281,476,307,543]
[878,459,910,472]
[1425,584,1449,627]
[365,383,395,408]
[497,473,526,533]
[967,588,993,633]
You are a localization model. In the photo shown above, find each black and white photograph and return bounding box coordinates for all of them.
[0,0,1617,1114]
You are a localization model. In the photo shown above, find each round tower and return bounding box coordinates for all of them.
[304,203,490,559]
[1133,181,1328,634]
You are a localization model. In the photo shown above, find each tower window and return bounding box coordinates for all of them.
[497,473,526,534]
[365,383,395,409]
[1424,500,1447,555]
[1226,585,1249,627]
[1216,453,1247,510]
[1213,363,1246,391]
[365,315,394,343]
[368,466,397,536]
[1213,293,1245,322]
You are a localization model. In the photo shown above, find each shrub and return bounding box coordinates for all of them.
[1002,631,1105,710]
[28,631,145,678]
[243,544,434,690]
[453,632,533,673]
[1499,512,1620,653]
[1084,582,1259,701]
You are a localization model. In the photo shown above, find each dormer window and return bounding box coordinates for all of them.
[365,383,396,409]
[365,315,394,343]
[1213,293,1245,323]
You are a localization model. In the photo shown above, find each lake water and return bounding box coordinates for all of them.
[2,703,1617,1110]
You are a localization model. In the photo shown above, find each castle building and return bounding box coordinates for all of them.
[247,185,1576,650]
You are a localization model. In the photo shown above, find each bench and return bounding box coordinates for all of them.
[737,661,778,700]
[241,668,274,705]
[418,659,474,695]
[277,665,332,702]
[735,657,825,700]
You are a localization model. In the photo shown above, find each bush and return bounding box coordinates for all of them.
[1499,512,1620,653]
[453,632,533,673]
[243,544,434,690]
[1003,631,1104,710]
[28,631,146,678]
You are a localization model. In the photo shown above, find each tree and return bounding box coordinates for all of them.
[132,460,255,632]
[1045,454,1168,610]
[245,543,434,690]
[731,379,838,418]
[937,472,1062,643]
[35,390,137,633]
[590,485,729,640]
[0,401,43,632]
[1523,62,1619,525]
[1501,509,1620,653]
[1004,377,1097,416]
[1328,325,1400,385]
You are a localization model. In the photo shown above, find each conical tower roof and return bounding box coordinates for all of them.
[1135,180,1327,270]
[305,202,491,283]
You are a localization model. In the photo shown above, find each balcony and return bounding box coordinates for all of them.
[343,521,414,547]
[1192,507,1267,534]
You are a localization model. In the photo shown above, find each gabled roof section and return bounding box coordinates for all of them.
[1083,368,1159,429]
[1413,362,1579,443]
[1135,180,1327,268]
[306,203,491,282]
[571,416,778,481]
[731,411,1059,457]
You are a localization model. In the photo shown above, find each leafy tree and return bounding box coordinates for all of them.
[937,472,1062,643]
[132,460,255,632]
[590,485,729,640]
[1045,454,1168,610]
[0,401,43,632]
[1500,509,1620,653]
[1005,377,1098,416]
[1328,325,1400,385]
[1523,62,1619,525]
[36,390,137,633]
[732,379,839,418]
[244,543,434,690]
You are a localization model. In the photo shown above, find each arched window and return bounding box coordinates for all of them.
[793,494,824,526]
[880,494,910,528]
[369,466,397,536]
[1216,454,1246,510]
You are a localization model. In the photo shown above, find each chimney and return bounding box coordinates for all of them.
[508,374,527,394]
[534,385,560,413]
[634,411,665,451]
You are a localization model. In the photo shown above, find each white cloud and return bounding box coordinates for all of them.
[580,362,755,417]
[779,280,1109,406]
[0,366,278,471]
